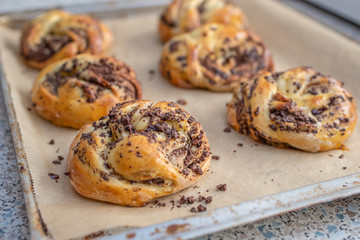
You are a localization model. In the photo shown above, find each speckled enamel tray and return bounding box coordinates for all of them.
[1,0,360,239]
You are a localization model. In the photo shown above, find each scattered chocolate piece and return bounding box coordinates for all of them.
[48,173,59,181]
[64,171,70,176]
[52,160,61,165]
[176,99,187,105]
[212,155,220,160]
[339,154,344,159]
[190,207,196,213]
[49,139,55,145]
[149,69,156,75]
[197,204,207,212]
[237,143,243,147]
[187,196,195,204]
[180,196,187,204]
[27,107,32,112]
[233,150,236,153]
[58,156,64,160]
[223,127,231,133]
[216,184,227,191]
[205,196,213,204]
[343,166,347,170]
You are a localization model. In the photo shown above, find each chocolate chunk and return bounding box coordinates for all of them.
[48,173,59,180]
[216,184,227,191]
[339,154,344,159]
[223,127,231,133]
[269,124,277,131]
[197,204,207,212]
[49,139,55,145]
[205,196,213,204]
[190,207,196,213]
[58,156,64,161]
[176,99,187,105]
[237,143,243,147]
[211,155,220,160]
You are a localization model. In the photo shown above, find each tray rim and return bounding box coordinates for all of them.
[1,0,360,239]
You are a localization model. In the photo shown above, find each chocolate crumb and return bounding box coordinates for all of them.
[216,184,227,191]
[149,69,155,75]
[58,156,64,161]
[343,166,347,170]
[233,150,236,153]
[197,204,207,212]
[27,107,32,112]
[187,196,195,204]
[205,196,213,204]
[64,171,70,176]
[339,154,344,159]
[176,99,187,105]
[49,139,55,145]
[237,143,243,147]
[190,207,196,212]
[212,155,220,160]
[48,173,59,181]
[52,160,61,165]
[223,127,231,133]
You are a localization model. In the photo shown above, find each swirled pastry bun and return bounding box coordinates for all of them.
[227,67,357,152]
[67,100,211,206]
[20,10,112,69]
[159,0,248,42]
[31,54,142,129]
[160,23,273,92]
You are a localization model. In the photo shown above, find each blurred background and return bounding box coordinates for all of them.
[1,0,360,42]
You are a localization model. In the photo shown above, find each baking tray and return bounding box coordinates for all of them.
[1,0,360,239]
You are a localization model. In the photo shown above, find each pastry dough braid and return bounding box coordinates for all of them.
[159,0,248,42]
[31,54,142,129]
[21,10,112,69]
[160,23,274,92]
[67,100,211,206]
[227,67,357,152]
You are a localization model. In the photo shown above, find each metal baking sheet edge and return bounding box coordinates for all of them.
[0,56,50,239]
[1,1,360,239]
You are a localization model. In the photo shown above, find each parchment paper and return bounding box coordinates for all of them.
[1,0,360,239]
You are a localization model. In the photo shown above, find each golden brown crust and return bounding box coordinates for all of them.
[20,10,113,69]
[159,0,248,43]
[160,23,274,92]
[227,66,357,152]
[67,100,211,206]
[31,54,142,129]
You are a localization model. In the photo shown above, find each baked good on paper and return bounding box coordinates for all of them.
[159,23,274,92]
[31,54,142,129]
[227,66,357,152]
[159,0,249,42]
[67,100,211,206]
[20,10,112,69]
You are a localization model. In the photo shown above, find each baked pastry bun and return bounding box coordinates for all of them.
[20,10,112,69]
[227,66,357,152]
[160,23,274,92]
[159,0,248,43]
[67,100,211,206]
[31,54,142,129]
